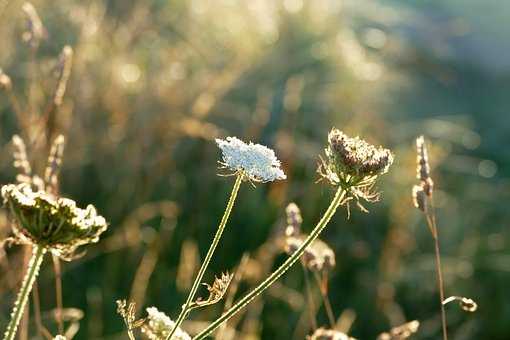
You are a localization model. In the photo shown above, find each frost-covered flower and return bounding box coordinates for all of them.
[216,137,286,182]
[142,307,191,340]
[1,183,108,257]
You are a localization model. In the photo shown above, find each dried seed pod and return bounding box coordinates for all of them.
[412,184,427,212]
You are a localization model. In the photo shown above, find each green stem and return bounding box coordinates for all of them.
[193,187,346,340]
[3,245,46,340]
[167,174,243,340]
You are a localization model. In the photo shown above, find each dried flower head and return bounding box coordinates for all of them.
[285,202,302,237]
[377,320,420,340]
[189,272,234,311]
[442,296,478,313]
[285,235,335,272]
[319,129,394,212]
[142,307,191,340]
[1,183,108,258]
[307,327,355,340]
[216,137,286,183]
[22,2,46,49]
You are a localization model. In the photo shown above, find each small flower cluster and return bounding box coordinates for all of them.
[307,328,356,340]
[216,137,286,183]
[1,183,107,257]
[142,307,191,340]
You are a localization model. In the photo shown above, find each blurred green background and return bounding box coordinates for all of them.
[0,0,509,339]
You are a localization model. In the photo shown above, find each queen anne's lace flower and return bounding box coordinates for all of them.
[142,307,191,340]
[1,183,107,257]
[216,137,286,183]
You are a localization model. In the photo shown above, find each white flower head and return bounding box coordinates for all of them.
[216,137,286,183]
[142,307,191,340]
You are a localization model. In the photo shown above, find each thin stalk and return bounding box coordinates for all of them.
[193,187,346,340]
[313,271,335,328]
[167,174,243,340]
[3,245,46,340]
[52,254,64,334]
[425,197,447,340]
[302,265,317,330]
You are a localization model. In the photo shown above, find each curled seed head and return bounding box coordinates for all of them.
[189,272,233,310]
[285,202,302,236]
[460,297,478,312]
[1,183,108,258]
[320,129,394,188]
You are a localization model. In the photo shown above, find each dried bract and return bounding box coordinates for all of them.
[377,320,420,340]
[189,272,234,310]
[1,183,108,258]
[216,137,286,183]
[307,327,355,340]
[142,307,191,340]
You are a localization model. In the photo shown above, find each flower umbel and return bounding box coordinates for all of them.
[216,137,286,183]
[307,328,356,340]
[142,307,191,340]
[319,129,394,212]
[1,183,108,258]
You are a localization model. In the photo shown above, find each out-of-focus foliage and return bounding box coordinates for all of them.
[0,0,509,339]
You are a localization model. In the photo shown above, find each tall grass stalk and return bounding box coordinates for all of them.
[193,187,346,340]
[3,245,46,340]
[167,174,243,339]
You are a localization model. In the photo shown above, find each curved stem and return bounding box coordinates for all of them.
[193,187,346,340]
[3,245,46,340]
[167,174,243,339]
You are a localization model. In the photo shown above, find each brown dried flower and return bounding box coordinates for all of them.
[285,235,335,272]
[189,272,234,310]
[377,320,420,340]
